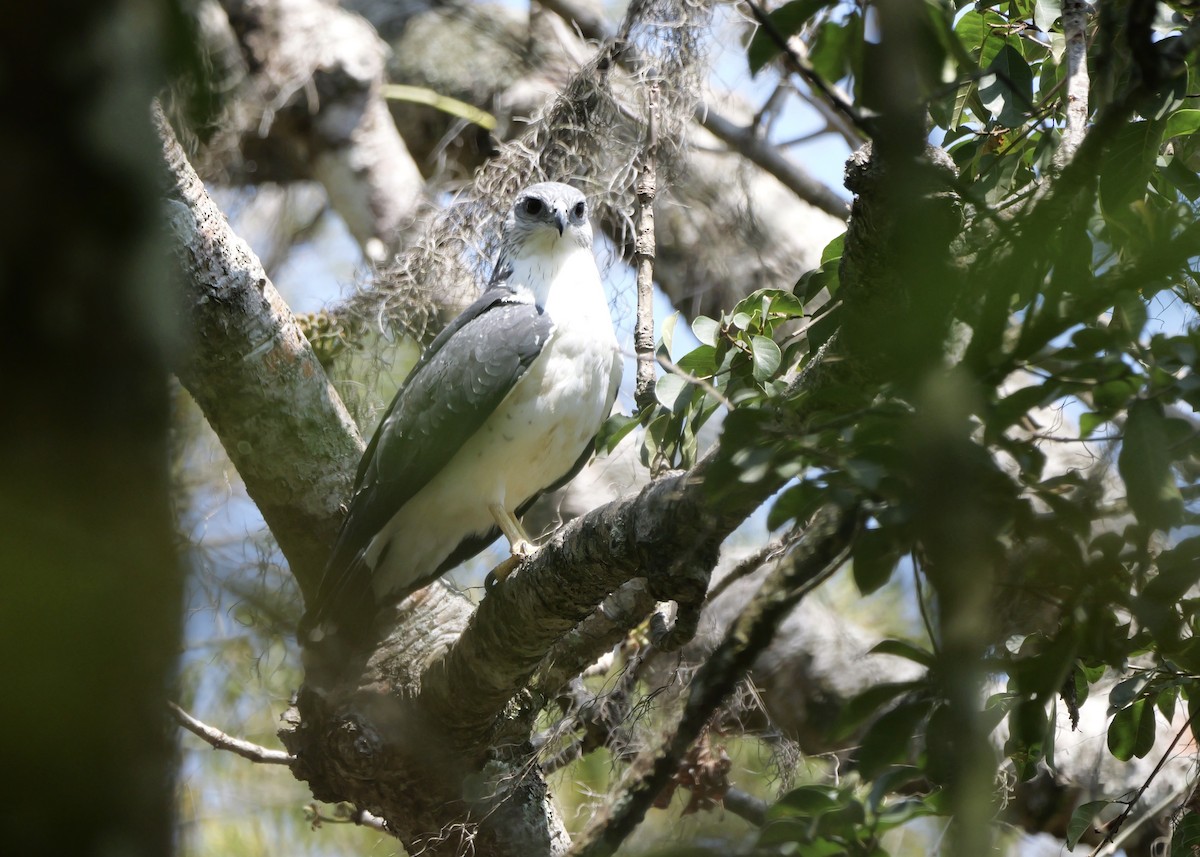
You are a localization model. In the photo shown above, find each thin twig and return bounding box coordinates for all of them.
[706,532,800,603]
[305,802,391,833]
[634,82,660,416]
[911,552,940,657]
[1087,708,1200,856]
[723,786,769,826]
[168,701,295,765]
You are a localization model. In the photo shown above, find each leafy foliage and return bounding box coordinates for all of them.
[631,1,1200,852]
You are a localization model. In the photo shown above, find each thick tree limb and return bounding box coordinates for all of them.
[156,100,363,603]
[196,0,425,259]
[417,471,735,750]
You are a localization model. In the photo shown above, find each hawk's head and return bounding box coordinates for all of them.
[504,182,593,255]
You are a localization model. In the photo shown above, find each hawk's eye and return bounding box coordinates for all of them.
[522,198,544,216]
[573,201,586,219]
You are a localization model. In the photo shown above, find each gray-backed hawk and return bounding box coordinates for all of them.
[306,182,622,643]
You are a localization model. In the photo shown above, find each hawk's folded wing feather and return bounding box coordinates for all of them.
[308,288,552,631]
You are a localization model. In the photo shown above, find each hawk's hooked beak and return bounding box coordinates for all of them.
[553,207,567,236]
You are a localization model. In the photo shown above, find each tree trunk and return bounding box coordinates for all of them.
[0,4,184,856]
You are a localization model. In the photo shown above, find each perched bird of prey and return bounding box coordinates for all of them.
[306,182,622,643]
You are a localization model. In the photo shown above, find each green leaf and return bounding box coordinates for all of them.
[809,16,857,83]
[1100,120,1160,214]
[837,682,924,738]
[658,311,678,356]
[767,784,846,820]
[1034,0,1060,32]
[955,10,1012,69]
[858,700,931,777]
[1107,697,1156,761]
[795,840,850,857]
[596,412,639,453]
[675,344,718,377]
[747,0,838,75]
[1165,108,1200,141]
[852,528,902,595]
[655,373,691,413]
[870,639,935,668]
[1109,673,1150,711]
[750,335,783,381]
[1067,800,1112,850]
[756,819,810,847]
[979,44,1034,126]
[768,480,825,530]
[993,382,1056,430]
[1119,398,1185,531]
[691,316,720,347]
[1078,411,1105,439]
[1171,812,1200,855]
[1009,630,1078,698]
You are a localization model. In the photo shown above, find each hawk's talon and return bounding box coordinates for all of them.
[490,540,538,586]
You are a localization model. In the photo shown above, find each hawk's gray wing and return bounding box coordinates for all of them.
[308,287,552,631]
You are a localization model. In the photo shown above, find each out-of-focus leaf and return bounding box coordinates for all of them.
[852,528,902,595]
[1171,812,1200,856]
[767,784,846,820]
[870,639,935,668]
[858,700,931,777]
[1119,398,1185,530]
[747,0,839,75]
[809,15,860,83]
[768,480,824,530]
[1067,800,1112,850]
[1100,120,1160,213]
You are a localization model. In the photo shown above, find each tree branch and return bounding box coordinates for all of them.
[740,0,869,138]
[155,100,363,603]
[192,0,425,259]
[1054,0,1091,170]
[533,579,656,700]
[570,505,859,856]
[417,469,740,750]
[698,108,849,220]
[170,701,295,765]
[634,82,660,417]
